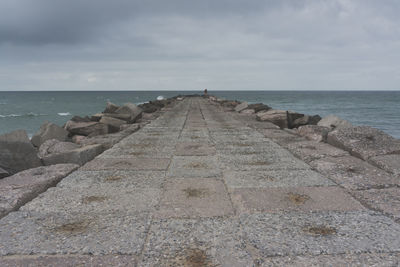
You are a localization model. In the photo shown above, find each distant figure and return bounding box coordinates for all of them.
[204,88,208,95]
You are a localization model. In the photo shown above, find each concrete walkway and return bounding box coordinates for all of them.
[1,97,400,266]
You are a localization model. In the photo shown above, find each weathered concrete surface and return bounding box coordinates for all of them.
[0,97,399,265]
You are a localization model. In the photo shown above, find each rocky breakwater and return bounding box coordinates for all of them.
[208,95,400,222]
[0,96,180,219]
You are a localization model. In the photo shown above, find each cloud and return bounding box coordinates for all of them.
[0,0,399,90]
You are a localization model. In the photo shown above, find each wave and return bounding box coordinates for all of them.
[157,95,164,100]
[0,112,47,118]
[58,112,71,116]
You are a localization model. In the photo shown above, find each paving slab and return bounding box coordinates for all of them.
[240,211,400,257]
[286,140,349,163]
[368,154,400,177]
[232,186,364,214]
[141,218,252,266]
[224,169,334,189]
[258,252,400,266]
[0,255,138,267]
[352,187,400,221]
[21,185,161,214]
[167,156,222,178]
[98,145,175,158]
[57,170,165,189]
[0,211,151,256]
[175,142,216,156]
[81,158,170,171]
[156,178,233,218]
[310,156,400,190]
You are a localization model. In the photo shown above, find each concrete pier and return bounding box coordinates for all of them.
[1,97,400,266]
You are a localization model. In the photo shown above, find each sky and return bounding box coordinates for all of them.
[1,0,400,91]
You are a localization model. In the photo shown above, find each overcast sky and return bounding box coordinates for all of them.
[1,0,399,91]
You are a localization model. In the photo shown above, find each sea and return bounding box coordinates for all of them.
[0,91,399,139]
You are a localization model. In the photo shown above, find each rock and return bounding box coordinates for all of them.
[327,126,400,160]
[0,164,79,218]
[369,154,400,177]
[0,167,9,179]
[234,102,248,112]
[0,130,42,174]
[102,113,132,122]
[240,109,255,115]
[81,124,140,149]
[90,113,103,122]
[318,115,352,130]
[103,102,119,114]
[177,97,184,101]
[65,121,109,137]
[31,121,69,147]
[221,100,240,109]
[138,102,159,113]
[99,116,126,132]
[256,110,288,129]
[115,103,142,123]
[42,144,104,166]
[38,139,80,158]
[248,103,271,113]
[208,96,216,101]
[71,115,91,122]
[287,112,305,129]
[291,115,321,128]
[297,125,330,142]
[72,135,86,144]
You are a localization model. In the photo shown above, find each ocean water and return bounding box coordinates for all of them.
[0,91,399,139]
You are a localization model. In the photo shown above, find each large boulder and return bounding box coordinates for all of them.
[103,101,120,114]
[138,102,159,113]
[287,112,305,129]
[327,126,400,160]
[257,110,288,128]
[38,139,80,158]
[31,121,69,147]
[90,113,103,122]
[115,103,142,123]
[234,102,248,112]
[65,121,109,137]
[247,103,271,113]
[0,167,9,179]
[42,144,104,166]
[0,164,79,218]
[297,125,330,142]
[0,130,42,174]
[99,116,127,132]
[71,115,91,122]
[291,115,321,128]
[72,135,86,144]
[240,109,255,115]
[318,115,352,130]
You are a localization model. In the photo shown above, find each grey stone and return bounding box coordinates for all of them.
[0,130,42,174]
[167,156,222,178]
[90,113,103,121]
[99,116,127,132]
[241,211,400,257]
[42,144,104,166]
[327,126,400,160]
[141,218,252,266]
[256,109,288,128]
[0,211,151,256]
[72,134,86,144]
[259,253,400,266]
[103,101,120,113]
[31,121,68,147]
[317,114,352,129]
[352,187,400,221]
[0,164,78,218]
[309,155,400,190]
[286,140,349,163]
[0,167,9,179]
[102,112,132,122]
[155,178,234,218]
[38,139,80,158]
[369,154,400,177]
[234,101,248,112]
[223,169,334,189]
[115,103,142,123]
[65,121,109,137]
[81,158,170,171]
[0,255,138,267]
[297,125,330,142]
